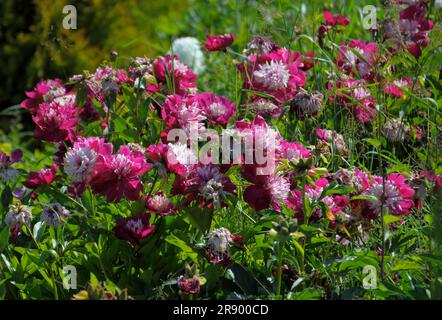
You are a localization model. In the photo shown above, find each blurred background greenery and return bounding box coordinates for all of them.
[0,0,370,111]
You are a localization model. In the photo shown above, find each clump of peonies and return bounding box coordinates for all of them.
[328,77,377,124]
[0,149,22,182]
[21,78,66,113]
[32,99,78,143]
[335,40,379,82]
[113,214,155,245]
[204,228,244,266]
[241,48,309,103]
[40,203,70,227]
[153,55,197,95]
[204,34,235,51]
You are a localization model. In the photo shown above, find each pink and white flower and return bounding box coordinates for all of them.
[21,79,66,113]
[242,48,307,103]
[362,173,415,218]
[90,146,152,202]
[32,99,78,143]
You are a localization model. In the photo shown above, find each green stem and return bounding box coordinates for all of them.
[275,242,283,299]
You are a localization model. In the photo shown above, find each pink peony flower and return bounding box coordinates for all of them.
[241,48,308,103]
[90,146,152,202]
[328,78,377,124]
[113,214,155,245]
[21,79,66,113]
[198,92,236,127]
[161,94,206,134]
[145,192,177,216]
[23,164,57,189]
[335,40,379,82]
[32,100,78,143]
[153,55,197,95]
[147,143,197,176]
[172,163,235,208]
[279,140,311,161]
[286,177,349,222]
[384,78,412,98]
[362,173,415,218]
[204,34,235,51]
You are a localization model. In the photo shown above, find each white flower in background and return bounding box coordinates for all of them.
[5,203,33,229]
[171,37,205,75]
[41,203,70,227]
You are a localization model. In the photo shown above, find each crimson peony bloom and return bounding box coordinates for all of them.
[32,100,78,143]
[243,174,290,212]
[90,146,152,202]
[323,11,350,27]
[384,2,433,59]
[153,55,197,95]
[21,79,66,113]
[204,34,235,51]
[335,40,379,82]
[113,214,155,245]
[23,164,57,189]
